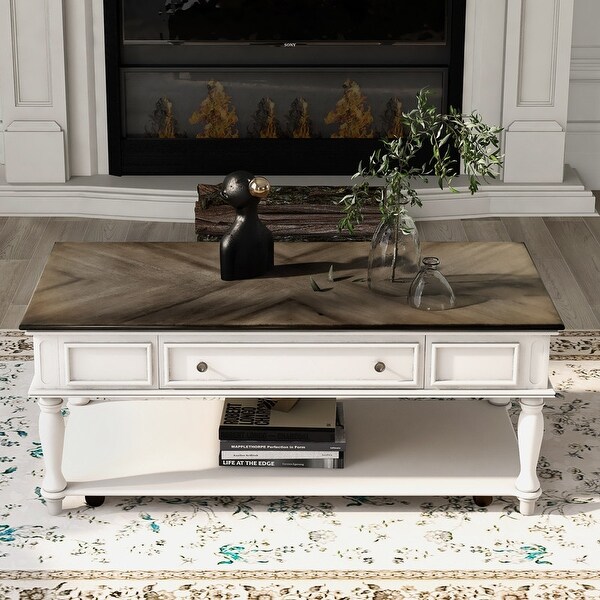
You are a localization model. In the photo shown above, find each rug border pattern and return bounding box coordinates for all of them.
[0,570,599,581]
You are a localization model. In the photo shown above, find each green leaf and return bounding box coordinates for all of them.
[336,86,503,233]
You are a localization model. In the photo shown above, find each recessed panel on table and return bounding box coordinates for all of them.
[426,335,551,389]
[63,342,155,388]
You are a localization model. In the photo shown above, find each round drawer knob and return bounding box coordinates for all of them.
[374,361,386,373]
[196,361,208,373]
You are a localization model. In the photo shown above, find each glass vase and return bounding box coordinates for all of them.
[367,212,421,296]
[408,256,456,311]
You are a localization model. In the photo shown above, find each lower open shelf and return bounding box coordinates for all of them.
[62,397,520,498]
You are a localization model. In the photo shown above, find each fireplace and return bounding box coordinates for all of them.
[0,0,595,221]
[105,0,465,175]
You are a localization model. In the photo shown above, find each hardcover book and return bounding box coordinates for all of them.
[220,450,340,459]
[219,455,344,469]
[218,397,337,442]
[220,403,345,451]
[262,398,300,412]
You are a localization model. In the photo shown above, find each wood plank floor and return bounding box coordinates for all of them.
[1,214,599,330]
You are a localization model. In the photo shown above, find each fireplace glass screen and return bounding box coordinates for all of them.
[123,69,444,140]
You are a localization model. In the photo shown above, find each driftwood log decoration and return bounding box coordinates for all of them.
[195,184,382,241]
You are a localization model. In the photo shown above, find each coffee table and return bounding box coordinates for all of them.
[20,241,563,515]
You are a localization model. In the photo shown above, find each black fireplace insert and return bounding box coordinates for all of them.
[105,0,465,175]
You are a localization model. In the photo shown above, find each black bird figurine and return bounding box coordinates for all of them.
[219,170,274,281]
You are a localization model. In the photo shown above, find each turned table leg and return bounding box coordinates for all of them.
[38,397,67,515]
[515,397,544,516]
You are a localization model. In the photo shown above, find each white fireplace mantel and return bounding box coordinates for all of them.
[0,0,595,221]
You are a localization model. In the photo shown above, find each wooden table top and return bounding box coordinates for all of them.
[20,241,564,331]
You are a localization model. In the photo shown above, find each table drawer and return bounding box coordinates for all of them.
[161,342,423,389]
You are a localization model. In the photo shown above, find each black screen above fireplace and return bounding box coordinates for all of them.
[105,0,465,175]
[123,0,446,44]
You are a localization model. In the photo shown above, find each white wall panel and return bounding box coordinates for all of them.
[566,0,600,189]
[568,81,600,122]
[571,0,600,46]
[566,126,600,189]
[462,0,506,125]
[64,0,98,176]
[0,0,69,182]
[11,0,52,106]
[517,0,559,106]
[503,0,574,183]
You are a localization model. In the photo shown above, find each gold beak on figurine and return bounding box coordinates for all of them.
[249,176,270,198]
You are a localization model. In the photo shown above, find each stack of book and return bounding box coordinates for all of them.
[218,398,345,468]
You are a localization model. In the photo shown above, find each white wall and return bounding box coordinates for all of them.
[566,0,600,189]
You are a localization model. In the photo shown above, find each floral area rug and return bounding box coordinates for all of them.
[0,330,598,599]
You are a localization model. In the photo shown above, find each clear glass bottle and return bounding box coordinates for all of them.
[368,211,421,296]
[408,256,456,311]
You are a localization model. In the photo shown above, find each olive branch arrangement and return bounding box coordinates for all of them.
[338,89,504,234]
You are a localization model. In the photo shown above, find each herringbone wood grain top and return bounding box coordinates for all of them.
[20,241,563,330]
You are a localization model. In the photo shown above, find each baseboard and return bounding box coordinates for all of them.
[0,165,596,222]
